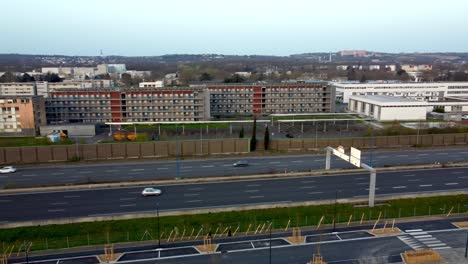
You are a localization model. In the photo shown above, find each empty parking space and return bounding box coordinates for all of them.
[252,239,289,248]
[118,251,158,262]
[159,247,199,258]
[337,231,373,240]
[398,220,457,232]
[216,241,253,252]
[306,234,340,243]
[58,256,99,264]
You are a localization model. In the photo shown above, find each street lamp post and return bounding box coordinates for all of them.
[269,221,272,264]
[333,190,339,231]
[175,124,180,178]
[156,202,161,248]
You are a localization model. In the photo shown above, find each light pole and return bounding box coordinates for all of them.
[156,202,161,248]
[333,190,339,231]
[269,220,272,264]
[175,124,180,178]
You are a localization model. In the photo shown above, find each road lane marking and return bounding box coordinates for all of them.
[49,202,68,205]
[437,152,448,155]
[357,182,368,185]
[128,172,143,175]
[408,179,421,182]
[131,169,145,171]
[223,164,232,167]
[419,184,432,187]
[308,191,323,195]
[397,155,408,157]
[202,165,214,168]
[301,181,316,184]
[157,168,168,170]
[185,200,202,203]
[245,190,259,193]
[188,187,205,191]
[120,204,137,207]
[403,174,415,177]
[127,191,140,194]
[105,170,118,173]
[249,196,264,199]
[393,186,407,189]
[445,183,459,186]
[417,154,428,156]
[269,162,280,164]
[247,184,261,187]
[48,209,65,212]
[120,198,136,201]
[378,156,388,158]
[451,171,463,174]
[292,161,304,163]
[458,152,468,154]
[22,174,37,177]
[300,186,316,189]
[79,171,92,174]
[314,159,324,162]
[64,195,80,198]
[458,176,468,179]
[52,173,64,175]
[181,166,193,169]
[354,177,366,180]
[183,193,200,197]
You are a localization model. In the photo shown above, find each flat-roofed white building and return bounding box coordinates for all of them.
[333,82,468,103]
[349,95,428,121]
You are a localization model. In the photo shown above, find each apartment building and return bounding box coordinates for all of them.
[205,83,335,117]
[45,87,210,124]
[0,96,46,136]
[333,82,468,103]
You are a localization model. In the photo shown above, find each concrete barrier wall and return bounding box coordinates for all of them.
[0,139,250,164]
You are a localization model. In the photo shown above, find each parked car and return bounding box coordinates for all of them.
[233,160,249,167]
[0,166,16,174]
[141,187,162,196]
[462,115,468,120]
[285,133,294,138]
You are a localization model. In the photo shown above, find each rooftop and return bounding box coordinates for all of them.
[349,95,428,106]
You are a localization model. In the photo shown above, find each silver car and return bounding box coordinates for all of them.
[0,166,17,174]
[141,187,162,196]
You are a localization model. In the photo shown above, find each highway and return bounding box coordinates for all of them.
[0,167,467,223]
[1,148,468,188]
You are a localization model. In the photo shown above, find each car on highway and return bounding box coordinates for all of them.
[141,187,162,196]
[462,115,468,120]
[233,160,249,167]
[0,166,17,174]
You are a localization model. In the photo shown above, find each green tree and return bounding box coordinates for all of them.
[224,74,245,83]
[264,126,270,150]
[250,116,257,151]
[239,126,244,138]
[199,72,213,81]
[20,73,35,82]
[121,73,133,86]
[0,72,19,82]
[42,73,62,82]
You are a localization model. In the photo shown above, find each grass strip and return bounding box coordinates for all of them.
[0,137,73,147]
[0,195,466,251]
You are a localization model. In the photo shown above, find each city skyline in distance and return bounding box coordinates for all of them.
[1,0,468,56]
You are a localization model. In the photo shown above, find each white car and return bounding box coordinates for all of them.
[141,187,162,196]
[0,166,17,174]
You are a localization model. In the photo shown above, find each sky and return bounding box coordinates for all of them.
[1,0,468,56]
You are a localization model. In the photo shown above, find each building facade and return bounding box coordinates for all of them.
[206,83,335,117]
[349,95,428,121]
[0,96,46,136]
[333,82,468,103]
[45,87,210,124]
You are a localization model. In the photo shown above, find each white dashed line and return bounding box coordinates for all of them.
[49,202,68,206]
[393,186,407,189]
[183,193,200,197]
[300,186,316,189]
[247,184,261,187]
[187,187,205,191]
[120,204,136,207]
[79,171,92,174]
[52,173,64,175]
[292,161,304,163]
[269,162,280,164]
[308,191,323,195]
[419,184,432,187]
[181,166,193,169]
[458,176,468,179]
[403,174,415,177]
[185,200,202,203]
[245,190,259,193]
[437,153,448,155]
[202,165,214,168]
[119,198,136,201]
[131,169,145,171]
[445,183,459,186]
[249,196,264,199]
[408,179,421,182]
[64,195,80,198]
[48,209,65,212]
[157,168,168,170]
[105,170,118,173]
[451,171,463,174]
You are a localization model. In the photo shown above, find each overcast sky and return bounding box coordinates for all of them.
[1,0,467,56]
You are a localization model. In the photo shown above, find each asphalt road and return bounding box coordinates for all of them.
[2,148,468,188]
[7,216,468,264]
[1,167,467,223]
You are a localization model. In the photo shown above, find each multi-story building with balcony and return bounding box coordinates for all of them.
[0,96,46,136]
[205,82,335,117]
[45,87,210,124]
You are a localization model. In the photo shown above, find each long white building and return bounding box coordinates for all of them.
[333,82,468,103]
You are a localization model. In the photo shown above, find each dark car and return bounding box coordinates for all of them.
[233,160,249,167]
[285,133,294,138]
